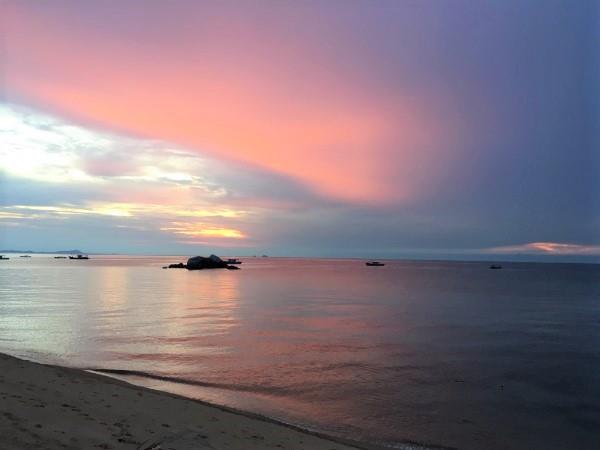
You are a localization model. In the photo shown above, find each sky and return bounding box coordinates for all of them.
[1,0,599,261]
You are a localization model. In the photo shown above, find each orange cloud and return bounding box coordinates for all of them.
[161,222,246,239]
[3,202,250,245]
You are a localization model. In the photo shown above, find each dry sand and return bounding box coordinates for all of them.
[0,352,382,450]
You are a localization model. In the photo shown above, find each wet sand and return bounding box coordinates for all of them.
[0,352,383,450]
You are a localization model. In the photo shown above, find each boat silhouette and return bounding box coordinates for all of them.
[226,258,242,265]
[69,255,89,260]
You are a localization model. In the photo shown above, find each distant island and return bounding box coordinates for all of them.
[0,249,85,254]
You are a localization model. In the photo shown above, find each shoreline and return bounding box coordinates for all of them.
[0,352,436,450]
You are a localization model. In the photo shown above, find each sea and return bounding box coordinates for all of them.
[0,255,598,449]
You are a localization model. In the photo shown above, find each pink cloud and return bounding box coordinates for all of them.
[80,155,137,177]
[3,3,463,205]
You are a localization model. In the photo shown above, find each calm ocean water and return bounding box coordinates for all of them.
[0,256,598,449]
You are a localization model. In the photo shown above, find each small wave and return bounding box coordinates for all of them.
[87,368,295,396]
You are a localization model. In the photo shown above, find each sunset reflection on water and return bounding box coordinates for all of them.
[1,256,599,449]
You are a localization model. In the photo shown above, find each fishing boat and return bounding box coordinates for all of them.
[365,261,385,266]
[0,255,10,260]
[225,258,242,265]
[489,264,502,269]
[69,255,89,260]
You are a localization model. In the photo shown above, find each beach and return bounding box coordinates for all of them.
[0,352,384,450]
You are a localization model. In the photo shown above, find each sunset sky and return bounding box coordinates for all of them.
[1,0,598,261]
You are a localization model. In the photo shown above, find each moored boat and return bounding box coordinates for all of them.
[366,261,385,266]
[226,258,242,265]
[0,255,10,260]
[69,255,89,260]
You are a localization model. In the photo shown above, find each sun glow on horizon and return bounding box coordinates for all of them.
[160,222,246,239]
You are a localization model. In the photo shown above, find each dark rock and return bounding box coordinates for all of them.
[187,254,228,270]
[166,262,187,269]
[226,265,240,270]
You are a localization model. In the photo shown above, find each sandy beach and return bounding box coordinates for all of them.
[0,352,383,450]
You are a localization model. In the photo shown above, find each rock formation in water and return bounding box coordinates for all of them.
[187,254,229,270]
[163,255,240,270]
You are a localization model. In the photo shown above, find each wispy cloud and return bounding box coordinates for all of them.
[486,242,600,256]
[0,104,218,191]
[0,211,27,219]
[0,104,259,246]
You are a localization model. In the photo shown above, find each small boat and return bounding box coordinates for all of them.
[0,255,9,260]
[19,255,32,258]
[226,258,242,265]
[489,264,502,269]
[54,256,67,259]
[366,261,385,266]
[69,255,89,260]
